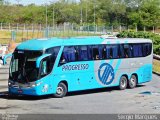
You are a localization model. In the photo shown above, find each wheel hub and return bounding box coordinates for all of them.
[130,78,135,86]
[57,87,63,95]
[121,79,126,88]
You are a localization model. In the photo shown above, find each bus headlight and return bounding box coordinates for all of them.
[8,82,11,86]
[8,80,14,87]
[32,82,42,87]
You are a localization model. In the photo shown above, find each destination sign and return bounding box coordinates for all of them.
[62,64,89,71]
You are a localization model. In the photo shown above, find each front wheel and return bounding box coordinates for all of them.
[119,76,127,90]
[54,82,67,98]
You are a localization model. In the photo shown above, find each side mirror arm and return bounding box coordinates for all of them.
[3,53,13,65]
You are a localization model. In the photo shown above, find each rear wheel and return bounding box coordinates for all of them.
[54,82,67,98]
[119,76,127,90]
[128,75,137,89]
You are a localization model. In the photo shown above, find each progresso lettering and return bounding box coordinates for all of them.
[62,64,89,71]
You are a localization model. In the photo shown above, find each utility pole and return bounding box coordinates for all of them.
[53,7,54,28]
[94,0,96,31]
[45,3,48,28]
[15,0,21,27]
[80,0,83,25]
[86,0,88,23]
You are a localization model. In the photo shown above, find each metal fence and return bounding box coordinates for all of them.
[0,23,160,44]
[153,54,160,75]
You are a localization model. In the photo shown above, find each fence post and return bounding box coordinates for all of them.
[32,24,34,31]
[39,24,41,31]
[153,26,155,33]
[17,23,19,31]
[64,24,65,32]
[11,30,16,41]
[72,24,74,35]
[111,25,113,34]
[144,26,146,32]
[119,25,122,32]
[127,26,129,32]
[0,23,2,30]
[44,27,49,38]
[9,23,11,31]
[136,25,137,32]
[55,24,57,36]
[23,24,26,31]
[87,24,89,35]
[96,24,97,33]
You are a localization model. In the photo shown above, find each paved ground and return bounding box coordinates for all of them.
[0,72,160,114]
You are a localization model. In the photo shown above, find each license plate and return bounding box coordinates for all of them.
[18,89,23,93]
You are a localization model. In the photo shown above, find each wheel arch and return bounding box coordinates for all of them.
[59,80,68,90]
[119,74,129,85]
[121,74,129,80]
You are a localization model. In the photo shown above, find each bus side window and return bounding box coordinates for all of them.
[112,45,118,59]
[133,44,143,57]
[98,45,105,59]
[40,57,51,77]
[143,43,152,56]
[106,45,111,59]
[78,46,90,61]
[92,45,99,60]
[46,47,60,71]
[101,45,106,59]
[119,44,125,58]
[123,44,132,58]
[61,46,76,63]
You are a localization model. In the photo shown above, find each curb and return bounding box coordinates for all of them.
[153,71,160,76]
[0,85,7,89]
[0,72,9,74]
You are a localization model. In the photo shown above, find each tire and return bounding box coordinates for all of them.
[119,76,127,90]
[128,75,137,89]
[54,82,67,98]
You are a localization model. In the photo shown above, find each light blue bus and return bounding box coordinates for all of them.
[8,37,153,97]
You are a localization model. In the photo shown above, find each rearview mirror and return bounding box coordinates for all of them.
[2,53,12,65]
[36,54,51,68]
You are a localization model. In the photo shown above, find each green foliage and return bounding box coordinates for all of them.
[0,0,159,29]
[117,31,160,55]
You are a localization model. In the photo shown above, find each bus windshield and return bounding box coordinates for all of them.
[9,50,43,83]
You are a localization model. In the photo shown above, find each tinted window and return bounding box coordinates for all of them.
[92,45,99,60]
[143,43,152,56]
[46,47,60,71]
[78,46,92,61]
[99,45,106,59]
[106,45,111,59]
[123,44,132,58]
[60,46,76,63]
[40,56,53,78]
[105,44,119,59]
[119,44,125,58]
[132,44,143,57]
[58,43,152,65]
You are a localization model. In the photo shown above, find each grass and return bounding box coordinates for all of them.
[0,30,99,44]
[153,59,160,74]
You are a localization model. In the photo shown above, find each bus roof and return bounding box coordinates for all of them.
[16,36,152,51]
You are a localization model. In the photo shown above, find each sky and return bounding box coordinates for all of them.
[8,0,80,5]
[8,0,58,5]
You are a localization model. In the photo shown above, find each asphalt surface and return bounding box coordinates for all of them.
[0,70,160,114]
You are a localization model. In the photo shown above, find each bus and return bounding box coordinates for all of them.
[8,37,153,97]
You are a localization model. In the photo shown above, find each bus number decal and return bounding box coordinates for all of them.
[62,64,89,71]
[98,63,114,85]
